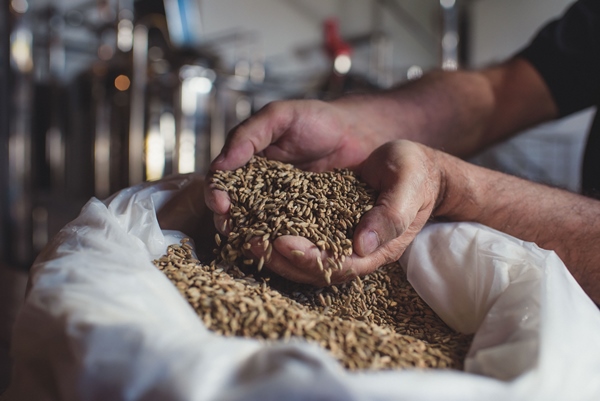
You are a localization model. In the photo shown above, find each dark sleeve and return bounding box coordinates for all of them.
[516,0,600,117]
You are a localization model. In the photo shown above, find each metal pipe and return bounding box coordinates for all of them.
[440,0,459,70]
[128,15,178,186]
[93,78,111,198]
[8,17,34,267]
[0,0,10,263]
[128,22,148,186]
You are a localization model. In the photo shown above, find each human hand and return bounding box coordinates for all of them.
[205,98,393,236]
[245,140,445,286]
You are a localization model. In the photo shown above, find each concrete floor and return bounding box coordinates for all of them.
[0,266,28,395]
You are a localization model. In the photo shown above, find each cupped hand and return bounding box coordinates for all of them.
[211,99,379,173]
[247,140,446,286]
[205,98,390,235]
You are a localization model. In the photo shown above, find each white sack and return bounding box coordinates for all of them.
[5,175,600,401]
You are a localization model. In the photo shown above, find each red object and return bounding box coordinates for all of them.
[323,18,352,60]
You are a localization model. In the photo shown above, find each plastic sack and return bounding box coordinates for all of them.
[5,174,600,401]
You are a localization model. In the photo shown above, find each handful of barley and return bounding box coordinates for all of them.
[210,156,376,283]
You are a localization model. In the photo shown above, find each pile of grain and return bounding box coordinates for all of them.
[153,156,472,371]
[154,241,472,371]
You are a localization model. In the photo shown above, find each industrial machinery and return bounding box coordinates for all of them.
[0,0,461,269]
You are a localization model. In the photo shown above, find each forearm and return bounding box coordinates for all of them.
[334,58,558,158]
[435,152,600,303]
[333,70,492,156]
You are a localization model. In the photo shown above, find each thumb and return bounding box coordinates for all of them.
[352,140,439,258]
[353,197,415,257]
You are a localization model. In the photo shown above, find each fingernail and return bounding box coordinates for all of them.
[360,231,379,255]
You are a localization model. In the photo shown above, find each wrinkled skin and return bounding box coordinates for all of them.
[241,141,442,286]
[205,99,443,286]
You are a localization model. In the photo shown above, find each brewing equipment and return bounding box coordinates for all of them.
[0,0,280,268]
[0,0,214,267]
[0,0,457,269]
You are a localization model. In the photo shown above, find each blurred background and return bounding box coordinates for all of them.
[0,0,590,392]
[0,0,591,273]
[0,0,589,274]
